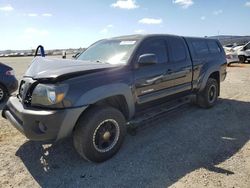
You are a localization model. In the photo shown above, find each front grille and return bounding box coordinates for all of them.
[18,78,36,105]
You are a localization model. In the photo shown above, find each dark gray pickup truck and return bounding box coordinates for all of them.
[2,34,227,162]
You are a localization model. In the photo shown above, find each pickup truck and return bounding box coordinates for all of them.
[2,34,227,162]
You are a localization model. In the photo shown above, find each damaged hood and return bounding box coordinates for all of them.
[24,57,120,80]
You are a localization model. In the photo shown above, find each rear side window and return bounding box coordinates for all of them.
[168,37,187,62]
[192,40,209,55]
[138,39,168,64]
[207,41,221,53]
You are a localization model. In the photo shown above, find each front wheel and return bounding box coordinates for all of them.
[238,55,246,64]
[73,106,126,163]
[197,78,219,108]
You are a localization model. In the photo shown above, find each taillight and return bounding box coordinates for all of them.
[5,70,15,76]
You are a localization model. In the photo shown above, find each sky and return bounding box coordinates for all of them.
[0,0,250,50]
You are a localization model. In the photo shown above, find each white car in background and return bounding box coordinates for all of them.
[234,42,250,63]
[223,44,235,53]
[225,52,239,66]
[224,42,250,65]
[223,45,239,66]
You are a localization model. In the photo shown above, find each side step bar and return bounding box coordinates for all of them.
[127,95,194,134]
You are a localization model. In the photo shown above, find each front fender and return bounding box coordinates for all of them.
[75,83,135,118]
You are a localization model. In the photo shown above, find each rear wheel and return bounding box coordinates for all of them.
[197,78,219,108]
[0,84,8,103]
[73,106,126,163]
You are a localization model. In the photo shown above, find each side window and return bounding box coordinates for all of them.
[138,39,168,64]
[207,41,221,53]
[168,37,187,62]
[192,40,209,55]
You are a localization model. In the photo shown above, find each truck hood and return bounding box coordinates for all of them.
[24,57,120,80]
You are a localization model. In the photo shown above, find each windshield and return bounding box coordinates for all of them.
[77,39,138,65]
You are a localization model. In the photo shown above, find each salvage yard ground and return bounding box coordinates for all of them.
[0,57,250,188]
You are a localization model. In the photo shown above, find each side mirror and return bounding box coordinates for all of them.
[138,54,158,65]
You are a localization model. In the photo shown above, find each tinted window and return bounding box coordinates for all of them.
[138,39,168,64]
[207,41,221,53]
[169,37,187,62]
[192,40,209,55]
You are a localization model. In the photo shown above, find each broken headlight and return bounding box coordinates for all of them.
[31,84,69,107]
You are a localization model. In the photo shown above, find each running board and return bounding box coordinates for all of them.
[127,95,193,134]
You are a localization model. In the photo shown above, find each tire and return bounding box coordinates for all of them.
[73,106,126,163]
[238,55,246,64]
[227,63,231,67]
[197,78,219,108]
[0,84,8,103]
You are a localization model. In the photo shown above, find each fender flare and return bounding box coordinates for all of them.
[75,83,135,119]
[198,64,220,92]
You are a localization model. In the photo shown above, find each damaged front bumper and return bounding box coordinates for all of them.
[2,96,87,141]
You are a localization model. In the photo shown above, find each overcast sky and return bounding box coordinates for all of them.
[0,0,250,50]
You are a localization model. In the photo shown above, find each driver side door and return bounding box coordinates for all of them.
[133,38,174,104]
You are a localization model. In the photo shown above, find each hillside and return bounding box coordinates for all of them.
[209,35,250,45]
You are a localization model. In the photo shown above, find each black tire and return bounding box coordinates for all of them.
[73,106,126,163]
[197,78,219,108]
[227,63,231,67]
[238,55,246,64]
[0,84,8,103]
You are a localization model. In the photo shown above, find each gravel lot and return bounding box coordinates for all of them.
[1,57,250,188]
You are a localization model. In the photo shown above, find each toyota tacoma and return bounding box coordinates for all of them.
[2,34,227,162]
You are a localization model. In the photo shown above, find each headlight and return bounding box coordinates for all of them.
[31,84,69,107]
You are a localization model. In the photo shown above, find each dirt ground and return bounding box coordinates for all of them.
[0,57,250,188]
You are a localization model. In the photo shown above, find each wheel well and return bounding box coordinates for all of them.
[209,71,220,95]
[209,71,220,82]
[94,95,130,120]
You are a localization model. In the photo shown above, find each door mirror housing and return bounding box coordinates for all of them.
[138,54,158,65]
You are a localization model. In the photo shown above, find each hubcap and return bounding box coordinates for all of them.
[103,131,111,141]
[93,119,120,153]
[208,85,217,103]
[0,88,4,100]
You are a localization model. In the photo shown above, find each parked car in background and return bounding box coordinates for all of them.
[223,42,250,64]
[0,63,18,103]
[223,44,235,52]
[225,52,239,66]
[235,41,250,63]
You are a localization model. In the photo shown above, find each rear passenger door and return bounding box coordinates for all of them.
[166,36,193,93]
